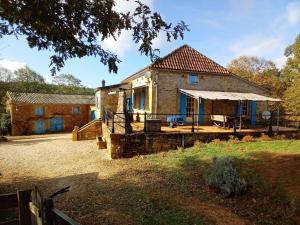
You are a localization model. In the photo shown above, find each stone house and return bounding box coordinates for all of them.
[95,45,280,127]
[6,92,95,135]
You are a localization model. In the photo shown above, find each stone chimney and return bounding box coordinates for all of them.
[102,80,105,87]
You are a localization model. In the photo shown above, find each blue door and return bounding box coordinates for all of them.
[91,111,96,120]
[198,98,205,125]
[140,89,145,111]
[251,101,257,127]
[126,97,133,112]
[50,117,63,132]
[35,120,45,134]
[179,93,187,122]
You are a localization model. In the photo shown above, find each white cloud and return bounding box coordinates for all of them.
[0,59,26,72]
[229,36,283,56]
[101,0,155,57]
[287,1,300,25]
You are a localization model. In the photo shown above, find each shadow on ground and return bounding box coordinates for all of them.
[1,150,300,225]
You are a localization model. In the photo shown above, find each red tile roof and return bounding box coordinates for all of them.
[123,45,230,82]
[152,45,230,74]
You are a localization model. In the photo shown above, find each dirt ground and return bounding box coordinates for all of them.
[0,134,299,225]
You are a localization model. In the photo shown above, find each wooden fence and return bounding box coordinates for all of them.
[0,188,80,225]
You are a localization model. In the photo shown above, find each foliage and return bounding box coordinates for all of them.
[281,34,300,90]
[241,135,255,142]
[52,74,83,87]
[282,35,300,114]
[193,140,204,148]
[228,56,281,96]
[0,67,14,82]
[204,157,247,196]
[14,66,45,83]
[0,0,189,74]
[0,113,10,136]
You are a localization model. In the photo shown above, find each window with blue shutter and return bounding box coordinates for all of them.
[188,73,198,85]
[35,106,44,116]
[72,106,80,115]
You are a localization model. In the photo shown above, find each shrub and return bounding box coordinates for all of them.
[204,157,247,197]
[241,135,255,142]
[259,133,272,141]
[194,140,204,148]
[211,138,221,145]
[228,135,239,144]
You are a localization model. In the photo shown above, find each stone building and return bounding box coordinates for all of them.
[95,45,280,127]
[6,92,95,135]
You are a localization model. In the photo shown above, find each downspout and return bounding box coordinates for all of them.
[239,100,242,131]
[155,73,158,118]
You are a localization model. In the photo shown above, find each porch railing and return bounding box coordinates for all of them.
[103,111,300,134]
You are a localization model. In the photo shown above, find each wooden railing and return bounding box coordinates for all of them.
[0,188,81,225]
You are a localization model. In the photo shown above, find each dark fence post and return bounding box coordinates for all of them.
[112,112,115,133]
[17,190,32,225]
[268,113,273,136]
[144,112,147,133]
[191,113,195,133]
[233,117,237,134]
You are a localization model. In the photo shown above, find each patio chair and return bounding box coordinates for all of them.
[210,115,234,129]
[167,115,185,127]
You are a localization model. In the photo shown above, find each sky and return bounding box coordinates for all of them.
[0,0,300,88]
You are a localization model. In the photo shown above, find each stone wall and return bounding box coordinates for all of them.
[8,102,92,136]
[104,129,300,159]
[75,119,102,141]
[156,70,269,115]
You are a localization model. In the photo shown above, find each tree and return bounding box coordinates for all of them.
[14,66,45,83]
[227,56,281,96]
[53,74,82,87]
[0,0,189,75]
[0,67,14,82]
[281,34,300,90]
[283,75,300,114]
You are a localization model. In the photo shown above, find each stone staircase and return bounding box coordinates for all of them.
[72,119,102,141]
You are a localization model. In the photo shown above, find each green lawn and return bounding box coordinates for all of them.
[144,139,300,225]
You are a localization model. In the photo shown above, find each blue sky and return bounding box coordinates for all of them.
[0,0,300,88]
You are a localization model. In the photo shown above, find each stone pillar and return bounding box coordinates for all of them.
[115,90,132,134]
[72,126,78,141]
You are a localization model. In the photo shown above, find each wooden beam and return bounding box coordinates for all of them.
[52,208,81,225]
[17,190,32,225]
[0,193,18,209]
[0,220,19,225]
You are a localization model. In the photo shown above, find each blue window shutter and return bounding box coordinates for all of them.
[179,93,187,122]
[198,98,205,125]
[188,73,198,84]
[140,90,145,111]
[36,106,44,116]
[251,101,257,127]
[236,101,241,116]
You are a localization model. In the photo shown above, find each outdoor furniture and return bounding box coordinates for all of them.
[167,115,185,127]
[210,115,234,129]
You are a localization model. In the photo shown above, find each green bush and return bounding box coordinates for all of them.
[0,113,10,136]
[204,157,247,197]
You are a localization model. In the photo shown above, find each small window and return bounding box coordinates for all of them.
[241,101,248,116]
[35,106,44,116]
[188,73,198,85]
[72,106,80,115]
[186,96,195,116]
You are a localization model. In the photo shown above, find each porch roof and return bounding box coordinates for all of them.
[179,89,281,102]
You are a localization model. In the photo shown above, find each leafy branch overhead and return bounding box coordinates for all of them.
[0,0,189,75]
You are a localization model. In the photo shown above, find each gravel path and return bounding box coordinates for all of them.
[0,134,133,193]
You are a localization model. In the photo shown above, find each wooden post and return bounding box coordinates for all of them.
[268,113,273,136]
[112,112,115,133]
[144,112,147,132]
[191,113,195,133]
[17,190,32,225]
